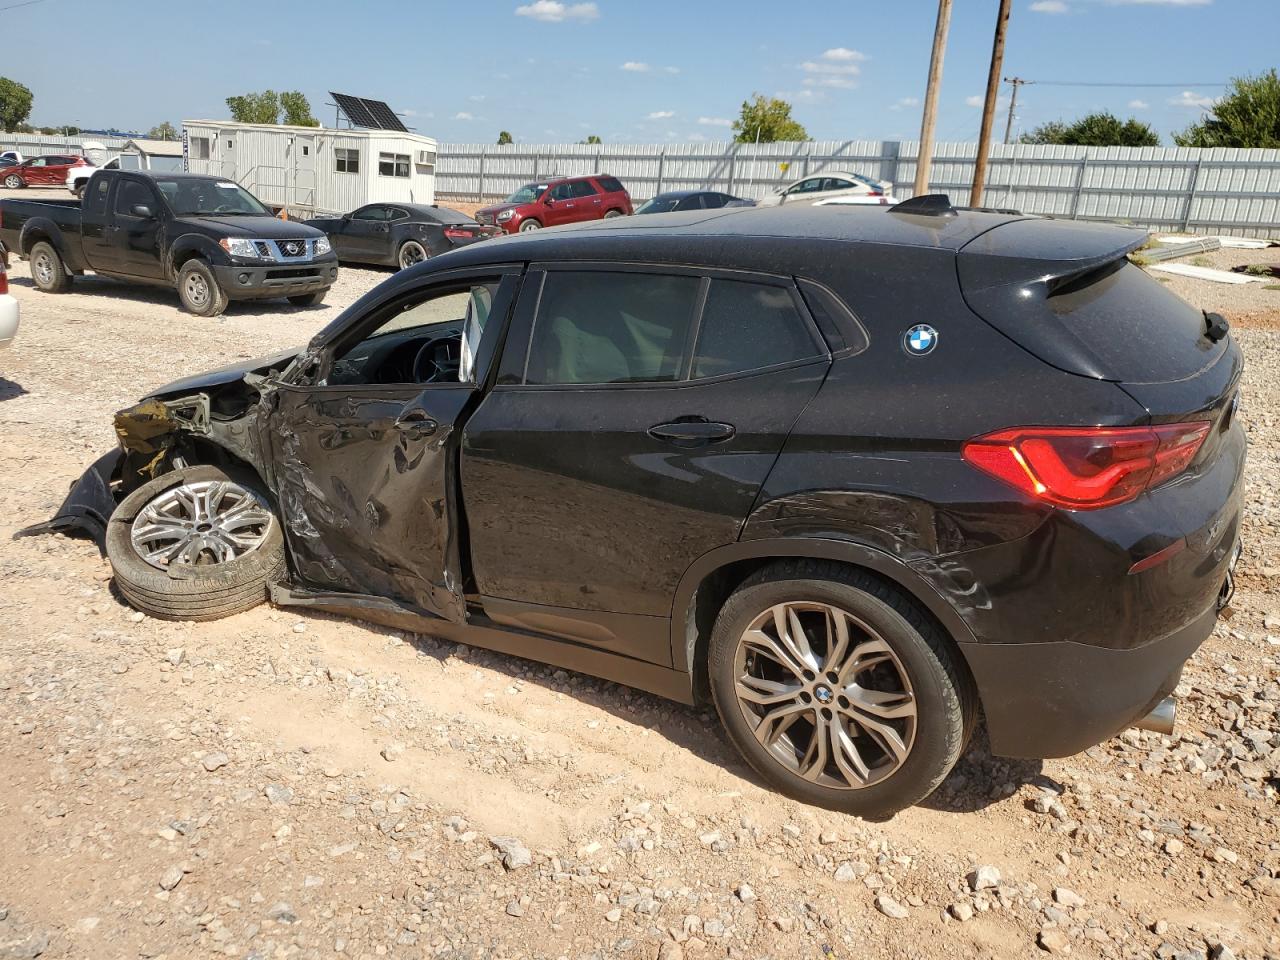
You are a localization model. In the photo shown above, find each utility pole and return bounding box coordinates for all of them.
[1003,76,1030,144]
[971,0,1013,208]
[913,0,953,197]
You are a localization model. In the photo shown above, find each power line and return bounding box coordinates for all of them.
[1027,80,1229,88]
[0,0,47,11]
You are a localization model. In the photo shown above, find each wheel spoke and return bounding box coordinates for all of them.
[797,715,831,782]
[741,628,808,681]
[830,718,872,786]
[824,607,851,674]
[845,684,916,720]
[774,604,819,672]
[837,637,896,684]
[735,674,803,707]
[751,701,812,748]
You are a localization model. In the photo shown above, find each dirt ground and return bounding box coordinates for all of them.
[1,190,1279,960]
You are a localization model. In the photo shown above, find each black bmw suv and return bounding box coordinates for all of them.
[37,196,1244,817]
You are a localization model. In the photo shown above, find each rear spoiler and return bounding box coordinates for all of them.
[958,218,1149,296]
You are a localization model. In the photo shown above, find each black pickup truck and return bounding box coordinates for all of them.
[0,170,338,316]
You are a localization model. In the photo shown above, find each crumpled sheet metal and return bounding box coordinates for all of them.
[12,449,123,552]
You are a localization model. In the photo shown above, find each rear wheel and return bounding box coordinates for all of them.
[3,174,23,189]
[29,241,72,293]
[518,219,542,232]
[106,465,285,621]
[71,182,86,199]
[604,209,624,218]
[288,290,327,307]
[708,560,975,818]
[177,259,228,317]
[397,240,429,270]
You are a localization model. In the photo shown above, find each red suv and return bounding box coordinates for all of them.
[476,174,632,233]
[1,154,89,189]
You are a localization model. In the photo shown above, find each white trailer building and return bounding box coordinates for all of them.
[181,121,437,216]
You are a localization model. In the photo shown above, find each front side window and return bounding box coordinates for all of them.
[114,179,157,217]
[789,178,822,194]
[335,147,359,173]
[378,152,410,178]
[353,205,388,221]
[692,280,820,379]
[525,272,701,385]
[549,182,574,201]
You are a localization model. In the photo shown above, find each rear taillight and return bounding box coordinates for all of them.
[867,190,883,197]
[443,227,475,240]
[962,422,1211,509]
[0,267,7,295]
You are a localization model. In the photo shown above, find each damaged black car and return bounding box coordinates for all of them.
[23,198,1244,817]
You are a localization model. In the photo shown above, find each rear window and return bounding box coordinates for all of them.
[693,280,821,379]
[595,176,625,194]
[423,206,476,225]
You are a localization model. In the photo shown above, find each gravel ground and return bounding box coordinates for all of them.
[1,193,1279,960]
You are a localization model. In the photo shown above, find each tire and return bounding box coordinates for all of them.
[707,559,976,818]
[288,290,327,307]
[106,465,285,622]
[604,209,624,218]
[518,219,542,232]
[71,182,85,199]
[177,259,229,317]
[397,240,429,270]
[3,174,23,189]
[29,241,72,293]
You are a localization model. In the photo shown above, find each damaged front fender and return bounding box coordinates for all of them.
[13,449,123,551]
[115,393,211,482]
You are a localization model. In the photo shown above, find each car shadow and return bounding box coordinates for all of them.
[0,377,28,401]
[921,729,1055,814]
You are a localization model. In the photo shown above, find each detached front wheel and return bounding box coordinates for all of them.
[106,465,285,621]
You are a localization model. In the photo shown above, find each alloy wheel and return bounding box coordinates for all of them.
[399,241,428,269]
[3,175,19,189]
[130,480,275,569]
[733,601,917,789]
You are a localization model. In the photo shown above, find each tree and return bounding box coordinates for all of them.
[496,130,513,145]
[732,94,807,143]
[1020,112,1159,147]
[0,76,33,132]
[148,121,178,141]
[58,125,80,136]
[279,90,319,127]
[1174,69,1280,148]
[581,134,602,144]
[226,91,280,124]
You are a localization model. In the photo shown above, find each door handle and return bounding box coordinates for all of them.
[648,418,735,447]
[394,411,438,440]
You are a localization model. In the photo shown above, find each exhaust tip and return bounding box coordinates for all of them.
[1133,696,1176,736]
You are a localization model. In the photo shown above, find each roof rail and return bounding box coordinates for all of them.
[890,194,957,217]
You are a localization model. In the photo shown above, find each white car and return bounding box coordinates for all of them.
[814,193,899,208]
[0,254,18,350]
[0,150,23,167]
[756,170,895,207]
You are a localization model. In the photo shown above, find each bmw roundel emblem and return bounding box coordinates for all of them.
[903,324,938,356]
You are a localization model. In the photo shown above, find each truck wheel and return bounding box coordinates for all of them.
[3,174,22,189]
[29,241,72,293]
[707,560,976,819]
[71,182,86,199]
[177,259,229,317]
[288,290,327,307]
[106,465,285,622]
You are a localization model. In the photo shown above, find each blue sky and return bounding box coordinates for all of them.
[4,0,1271,144]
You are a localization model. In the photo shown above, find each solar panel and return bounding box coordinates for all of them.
[330,91,408,133]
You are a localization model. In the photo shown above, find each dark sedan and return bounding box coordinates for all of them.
[635,190,755,214]
[307,203,497,270]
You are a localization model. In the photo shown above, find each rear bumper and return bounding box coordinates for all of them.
[0,293,18,347]
[960,602,1216,757]
[212,259,338,301]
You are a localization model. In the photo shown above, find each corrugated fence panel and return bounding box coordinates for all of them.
[435,140,1280,236]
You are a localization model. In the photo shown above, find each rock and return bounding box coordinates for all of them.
[949,901,974,922]
[703,919,726,938]
[874,895,909,919]
[0,930,49,959]
[292,622,307,634]
[266,902,297,924]
[735,883,756,903]
[1053,887,1085,908]
[264,785,293,805]
[1210,945,1236,960]
[1164,838,1185,855]
[657,942,684,960]
[1038,928,1070,953]
[380,742,405,762]
[166,648,186,666]
[781,823,802,839]
[968,865,1001,891]
[489,836,532,871]
[158,866,184,891]
[505,900,524,918]
[605,908,622,923]
[1246,876,1280,897]
[834,862,857,882]
[201,752,229,772]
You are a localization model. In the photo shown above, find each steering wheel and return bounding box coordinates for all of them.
[211,203,236,213]
[412,338,461,384]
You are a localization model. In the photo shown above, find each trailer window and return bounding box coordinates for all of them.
[335,148,359,174]
[378,152,410,178]
[189,137,210,160]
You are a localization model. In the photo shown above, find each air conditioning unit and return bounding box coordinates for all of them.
[416,149,437,166]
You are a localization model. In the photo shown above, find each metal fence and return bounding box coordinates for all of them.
[1,133,131,154]
[435,140,1280,237]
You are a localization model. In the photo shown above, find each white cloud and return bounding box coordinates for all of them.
[1169,90,1217,109]
[647,110,675,120]
[688,131,708,142]
[889,97,920,112]
[663,66,681,74]
[698,116,732,127]
[776,88,824,104]
[1128,98,1150,109]
[621,61,650,72]
[800,60,861,89]
[514,1,599,22]
[468,94,486,102]
[820,47,867,62]
[966,95,984,108]
[453,111,474,121]
[1030,0,1069,12]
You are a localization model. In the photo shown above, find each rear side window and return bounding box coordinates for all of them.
[595,176,625,194]
[570,180,598,198]
[525,272,701,385]
[693,280,821,379]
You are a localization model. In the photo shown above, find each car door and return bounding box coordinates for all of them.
[22,157,49,184]
[461,264,832,664]
[569,179,603,221]
[337,205,391,262]
[108,176,166,280]
[261,267,522,621]
[811,177,857,203]
[541,182,576,226]
[80,174,115,272]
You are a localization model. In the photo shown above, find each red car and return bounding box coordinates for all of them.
[2,154,89,189]
[475,174,632,233]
